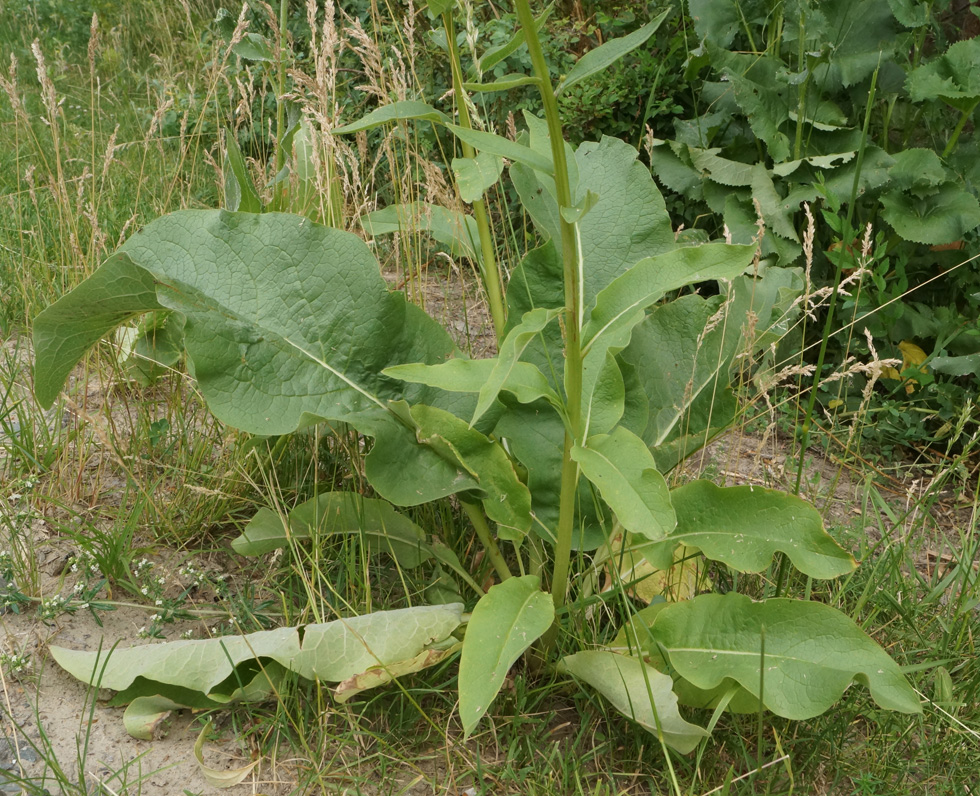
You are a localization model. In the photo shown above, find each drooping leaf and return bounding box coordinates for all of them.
[572,427,675,542]
[194,722,260,789]
[651,593,923,718]
[561,651,708,754]
[123,696,184,741]
[452,152,505,203]
[232,492,433,568]
[463,74,542,93]
[332,100,450,134]
[360,201,481,263]
[931,352,980,377]
[401,402,533,539]
[51,604,464,701]
[880,184,980,245]
[458,576,553,736]
[636,480,857,576]
[557,10,670,94]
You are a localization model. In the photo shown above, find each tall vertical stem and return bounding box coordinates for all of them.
[443,9,507,340]
[514,0,583,615]
[273,0,289,208]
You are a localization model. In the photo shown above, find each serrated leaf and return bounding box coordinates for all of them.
[636,481,856,577]
[360,201,481,263]
[651,593,922,718]
[232,492,434,568]
[458,576,553,736]
[907,38,980,109]
[333,100,450,134]
[478,6,551,74]
[880,184,980,245]
[572,427,675,542]
[562,651,708,754]
[558,10,670,94]
[452,152,505,203]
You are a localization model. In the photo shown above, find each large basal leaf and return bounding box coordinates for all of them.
[651,593,922,719]
[33,211,491,508]
[232,491,433,568]
[562,650,708,754]
[638,480,856,577]
[51,604,465,704]
[572,427,675,542]
[458,576,554,736]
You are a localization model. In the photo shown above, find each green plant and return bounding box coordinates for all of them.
[649,0,980,456]
[31,0,921,777]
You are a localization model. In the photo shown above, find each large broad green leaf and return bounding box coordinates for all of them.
[557,10,670,94]
[51,604,464,703]
[458,576,554,736]
[231,492,434,568]
[332,100,450,134]
[452,153,505,203]
[359,201,481,263]
[513,136,675,309]
[880,184,980,245]
[637,481,856,576]
[572,427,675,542]
[907,38,980,110]
[561,651,708,754]
[651,593,923,719]
[33,211,492,510]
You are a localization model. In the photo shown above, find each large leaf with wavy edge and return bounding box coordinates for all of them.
[572,427,675,542]
[32,211,493,508]
[459,576,553,736]
[636,481,856,577]
[51,604,464,705]
[651,593,922,719]
[561,651,708,754]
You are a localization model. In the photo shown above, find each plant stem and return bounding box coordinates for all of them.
[274,0,289,208]
[942,99,979,160]
[514,0,583,615]
[461,500,512,582]
[443,9,507,340]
